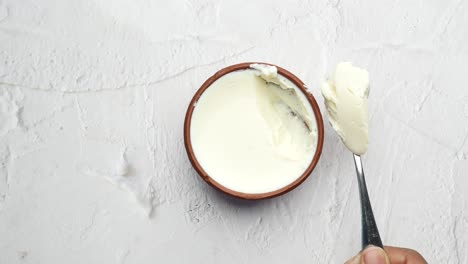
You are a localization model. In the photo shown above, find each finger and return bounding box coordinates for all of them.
[345,254,361,264]
[345,246,389,264]
[384,246,428,264]
[361,246,390,264]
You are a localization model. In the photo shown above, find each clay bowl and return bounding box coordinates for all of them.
[184,62,324,200]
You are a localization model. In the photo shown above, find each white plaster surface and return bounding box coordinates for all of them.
[0,0,467,263]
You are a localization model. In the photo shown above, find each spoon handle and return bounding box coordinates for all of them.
[353,154,384,249]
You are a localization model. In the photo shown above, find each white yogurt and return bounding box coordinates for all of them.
[190,64,318,194]
[321,62,370,155]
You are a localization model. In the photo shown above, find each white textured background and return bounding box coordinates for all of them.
[1,0,467,263]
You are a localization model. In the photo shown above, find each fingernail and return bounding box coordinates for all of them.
[345,254,361,264]
[362,246,388,264]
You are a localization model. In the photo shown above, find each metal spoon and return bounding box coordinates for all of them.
[353,153,383,249]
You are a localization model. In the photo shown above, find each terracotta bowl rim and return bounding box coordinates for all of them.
[183,62,324,200]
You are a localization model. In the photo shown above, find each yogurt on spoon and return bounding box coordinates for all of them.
[322,62,384,248]
[321,62,370,155]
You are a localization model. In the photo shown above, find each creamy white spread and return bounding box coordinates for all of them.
[321,62,370,155]
[190,64,318,194]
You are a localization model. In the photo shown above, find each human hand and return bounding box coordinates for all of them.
[345,246,427,264]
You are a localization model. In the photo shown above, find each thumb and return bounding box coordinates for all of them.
[361,246,390,264]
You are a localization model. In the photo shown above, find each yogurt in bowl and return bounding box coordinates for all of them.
[184,63,324,199]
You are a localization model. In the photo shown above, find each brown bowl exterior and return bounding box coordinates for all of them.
[184,62,324,200]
